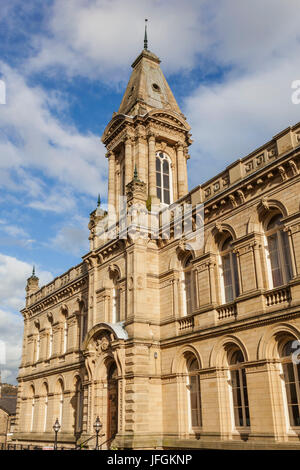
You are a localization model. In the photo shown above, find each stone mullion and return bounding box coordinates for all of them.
[208,261,217,304]
[286,226,298,278]
[252,242,264,289]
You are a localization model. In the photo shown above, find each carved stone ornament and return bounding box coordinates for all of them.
[94,334,110,353]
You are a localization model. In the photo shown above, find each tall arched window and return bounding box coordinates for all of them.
[112,287,121,323]
[34,329,40,363]
[75,378,84,433]
[57,380,64,429]
[156,152,172,205]
[42,383,48,432]
[265,213,292,288]
[48,325,53,358]
[220,236,240,303]
[63,320,68,354]
[30,386,35,432]
[81,313,88,344]
[110,266,121,323]
[279,339,300,427]
[229,349,250,428]
[182,256,194,316]
[186,355,201,429]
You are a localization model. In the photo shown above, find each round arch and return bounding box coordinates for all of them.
[257,323,300,360]
[209,335,249,368]
[171,345,202,374]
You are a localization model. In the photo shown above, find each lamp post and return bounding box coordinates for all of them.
[94,416,102,450]
[53,418,61,450]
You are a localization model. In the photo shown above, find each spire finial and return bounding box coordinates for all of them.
[134,164,138,180]
[97,194,101,207]
[144,19,148,50]
[32,265,35,277]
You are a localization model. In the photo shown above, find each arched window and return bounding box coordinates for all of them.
[48,325,53,358]
[42,383,48,432]
[229,349,250,428]
[81,313,88,344]
[112,287,121,323]
[265,213,292,288]
[30,386,35,432]
[279,339,300,427]
[186,355,201,429]
[63,320,68,354]
[34,330,40,363]
[57,380,64,429]
[75,378,84,433]
[156,152,172,205]
[182,256,194,316]
[220,236,240,303]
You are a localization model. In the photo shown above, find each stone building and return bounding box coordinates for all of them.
[0,377,17,447]
[12,40,300,450]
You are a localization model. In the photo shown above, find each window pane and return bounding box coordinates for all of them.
[267,214,282,230]
[163,174,169,189]
[267,233,283,287]
[222,254,233,302]
[284,362,295,383]
[163,159,169,174]
[156,157,161,171]
[156,172,161,187]
[164,189,170,205]
[291,405,300,426]
[157,187,161,201]
[282,231,292,282]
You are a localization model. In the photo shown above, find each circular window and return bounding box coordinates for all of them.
[152,83,161,92]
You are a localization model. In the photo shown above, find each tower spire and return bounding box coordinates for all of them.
[144,19,148,50]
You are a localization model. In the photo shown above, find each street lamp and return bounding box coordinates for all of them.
[94,416,102,450]
[53,418,61,450]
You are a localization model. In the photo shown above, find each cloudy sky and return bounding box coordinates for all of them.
[0,0,300,383]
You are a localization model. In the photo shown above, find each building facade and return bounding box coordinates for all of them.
[13,44,300,449]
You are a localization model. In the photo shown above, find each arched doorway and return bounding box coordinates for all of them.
[107,362,118,444]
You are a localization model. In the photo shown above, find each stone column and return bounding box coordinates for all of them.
[253,242,264,289]
[107,151,115,212]
[176,143,187,198]
[148,134,156,198]
[208,261,217,304]
[124,137,133,187]
[136,130,147,184]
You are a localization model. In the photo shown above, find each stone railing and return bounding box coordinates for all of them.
[265,286,291,307]
[202,123,300,202]
[28,262,87,307]
[217,302,237,320]
[178,316,194,332]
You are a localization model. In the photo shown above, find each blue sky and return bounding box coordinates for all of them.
[0,0,300,383]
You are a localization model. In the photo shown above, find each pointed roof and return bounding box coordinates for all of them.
[118,48,183,118]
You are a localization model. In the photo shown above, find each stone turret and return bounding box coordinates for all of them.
[25,267,39,306]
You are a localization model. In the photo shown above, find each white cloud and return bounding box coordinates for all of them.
[0,62,108,201]
[0,253,52,311]
[184,56,300,186]
[0,308,23,384]
[27,0,208,81]
[0,253,53,384]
